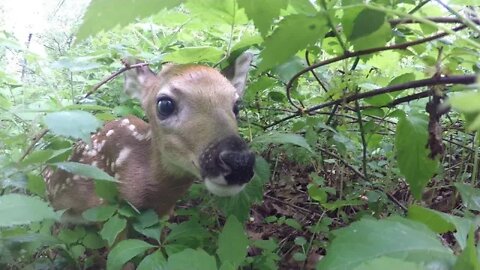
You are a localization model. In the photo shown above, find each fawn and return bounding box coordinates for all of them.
[45,53,256,220]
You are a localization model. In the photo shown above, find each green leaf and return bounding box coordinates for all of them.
[44,111,102,142]
[454,227,480,270]
[107,239,155,270]
[0,194,60,227]
[54,162,118,182]
[217,216,248,267]
[166,248,217,270]
[238,0,288,37]
[163,46,224,64]
[100,214,127,247]
[317,217,454,270]
[83,232,106,249]
[76,0,182,42]
[342,7,391,50]
[352,257,424,270]
[137,250,166,270]
[407,205,455,233]
[216,156,270,222]
[58,227,86,244]
[259,13,328,71]
[455,183,480,211]
[450,92,480,113]
[253,132,313,152]
[395,114,438,199]
[82,205,117,222]
[165,219,209,245]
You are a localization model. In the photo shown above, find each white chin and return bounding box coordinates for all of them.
[204,177,246,197]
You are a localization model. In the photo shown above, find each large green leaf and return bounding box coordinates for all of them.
[54,162,118,182]
[258,13,328,71]
[342,6,391,50]
[217,216,249,267]
[455,183,480,212]
[76,0,182,42]
[100,214,127,247]
[395,114,438,199]
[44,111,102,142]
[454,227,480,270]
[82,205,117,222]
[166,248,217,270]
[0,194,60,227]
[407,205,456,233]
[163,46,224,64]
[253,132,313,152]
[317,217,454,270]
[107,239,155,270]
[137,250,166,270]
[353,257,423,270]
[237,0,288,37]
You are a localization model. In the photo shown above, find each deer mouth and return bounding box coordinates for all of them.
[204,176,247,196]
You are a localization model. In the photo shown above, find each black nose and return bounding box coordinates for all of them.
[219,150,256,185]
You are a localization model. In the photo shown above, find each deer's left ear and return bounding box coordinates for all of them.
[221,52,253,99]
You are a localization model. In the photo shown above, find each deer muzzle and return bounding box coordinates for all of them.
[200,135,255,196]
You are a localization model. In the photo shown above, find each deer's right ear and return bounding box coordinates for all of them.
[123,59,157,102]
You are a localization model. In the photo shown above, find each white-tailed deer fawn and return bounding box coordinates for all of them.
[45,53,255,219]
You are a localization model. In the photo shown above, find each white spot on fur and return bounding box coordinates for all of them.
[128,124,136,131]
[97,140,106,151]
[204,177,246,196]
[115,147,132,167]
[86,149,98,157]
[121,119,130,126]
[92,161,98,167]
[73,175,80,181]
[106,130,114,137]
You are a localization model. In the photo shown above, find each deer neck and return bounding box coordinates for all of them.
[139,132,196,215]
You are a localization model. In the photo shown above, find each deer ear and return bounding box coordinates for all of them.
[123,58,157,101]
[221,52,253,99]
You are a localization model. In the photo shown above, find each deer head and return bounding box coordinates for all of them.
[46,53,256,217]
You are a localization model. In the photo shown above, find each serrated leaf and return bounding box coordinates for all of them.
[317,217,454,270]
[137,250,166,270]
[163,46,224,64]
[407,205,456,233]
[54,162,118,182]
[238,0,288,37]
[259,13,328,71]
[349,9,386,41]
[100,214,127,247]
[44,111,102,142]
[395,114,438,199]
[0,194,60,227]
[253,132,313,152]
[217,216,248,267]
[82,205,117,222]
[76,0,182,42]
[107,239,155,270]
[166,248,217,270]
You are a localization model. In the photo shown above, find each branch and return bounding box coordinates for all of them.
[285,24,467,109]
[390,16,480,26]
[83,62,148,99]
[267,74,476,129]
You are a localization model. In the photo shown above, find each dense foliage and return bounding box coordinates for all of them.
[1,0,479,269]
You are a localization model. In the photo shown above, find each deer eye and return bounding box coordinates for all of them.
[157,97,176,119]
[233,101,240,117]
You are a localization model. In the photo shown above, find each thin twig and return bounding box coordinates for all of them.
[390,16,480,26]
[305,50,328,92]
[354,98,369,181]
[285,24,467,109]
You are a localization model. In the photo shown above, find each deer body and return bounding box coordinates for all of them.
[45,53,255,219]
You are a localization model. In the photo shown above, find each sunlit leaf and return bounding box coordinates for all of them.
[44,110,102,143]
[0,194,60,227]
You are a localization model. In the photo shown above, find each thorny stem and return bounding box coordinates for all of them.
[472,132,479,185]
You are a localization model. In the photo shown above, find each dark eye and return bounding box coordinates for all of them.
[233,101,240,116]
[157,97,176,118]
